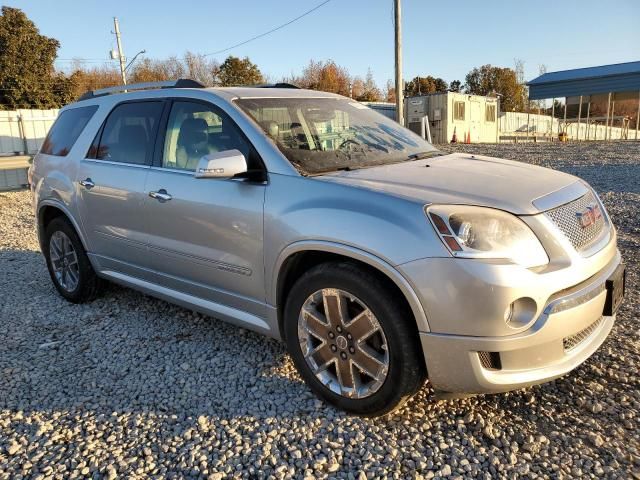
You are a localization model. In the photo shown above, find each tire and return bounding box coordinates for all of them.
[43,216,101,303]
[284,262,426,416]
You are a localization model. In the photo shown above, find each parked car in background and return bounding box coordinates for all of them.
[29,80,625,416]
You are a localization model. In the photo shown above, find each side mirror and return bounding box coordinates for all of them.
[194,149,248,179]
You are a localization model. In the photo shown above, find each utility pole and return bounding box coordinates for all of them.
[113,17,127,85]
[394,0,404,126]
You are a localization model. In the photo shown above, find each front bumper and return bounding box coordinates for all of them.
[399,241,623,395]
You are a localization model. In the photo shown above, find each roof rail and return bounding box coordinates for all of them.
[250,83,300,89]
[78,79,205,101]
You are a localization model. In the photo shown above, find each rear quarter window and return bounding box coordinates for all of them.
[40,105,98,156]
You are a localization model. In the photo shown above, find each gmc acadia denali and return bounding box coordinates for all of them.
[30,80,625,415]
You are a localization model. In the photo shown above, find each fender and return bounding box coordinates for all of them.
[37,199,95,263]
[271,240,431,333]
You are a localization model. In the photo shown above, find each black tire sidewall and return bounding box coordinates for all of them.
[43,217,97,303]
[284,262,425,416]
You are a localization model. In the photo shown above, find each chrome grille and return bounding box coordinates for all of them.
[563,317,603,352]
[545,192,606,252]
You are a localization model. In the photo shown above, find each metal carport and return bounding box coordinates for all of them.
[527,61,640,140]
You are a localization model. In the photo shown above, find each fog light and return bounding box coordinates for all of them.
[505,297,538,329]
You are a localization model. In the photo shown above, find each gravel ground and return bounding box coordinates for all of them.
[1,141,638,479]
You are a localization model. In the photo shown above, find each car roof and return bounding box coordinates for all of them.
[209,87,344,101]
[69,85,345,110]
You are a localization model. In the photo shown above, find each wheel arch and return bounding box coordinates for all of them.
[37,201,89,253]
[272,241,431,339]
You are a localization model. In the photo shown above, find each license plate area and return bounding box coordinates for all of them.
[603,264,625,316]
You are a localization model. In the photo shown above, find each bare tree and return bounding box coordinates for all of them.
[385,79,396,103]
[360,69,382,101]
[514,58,525,84]
[183,51,218,86]
[351,76,365,99]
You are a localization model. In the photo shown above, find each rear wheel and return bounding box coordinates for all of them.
[284,262,426,416]
[43,217,101,303]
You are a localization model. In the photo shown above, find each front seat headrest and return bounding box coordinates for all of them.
[259,120,279,139]
[178,118,208,148]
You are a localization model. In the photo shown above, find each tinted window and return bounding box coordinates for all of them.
[92,102,163,165]
[162,101,252,171]
[40,105,98,156]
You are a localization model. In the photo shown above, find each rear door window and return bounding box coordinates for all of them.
[40,105,98,156]
[89,101,164,165]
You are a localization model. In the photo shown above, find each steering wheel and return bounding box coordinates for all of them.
[338,139,360,150]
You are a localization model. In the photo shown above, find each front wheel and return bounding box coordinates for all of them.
[284,262,426,416]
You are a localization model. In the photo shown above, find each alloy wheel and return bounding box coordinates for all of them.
[49,230,80,292]
[297,288,389,399]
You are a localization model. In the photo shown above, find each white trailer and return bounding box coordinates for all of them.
[405,92,499,144]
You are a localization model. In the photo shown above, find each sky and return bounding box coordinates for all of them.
[4,0,640,87]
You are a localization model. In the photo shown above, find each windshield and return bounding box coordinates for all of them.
[234,97,439,175]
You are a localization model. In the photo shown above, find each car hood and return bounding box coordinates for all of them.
[317,152,581,215]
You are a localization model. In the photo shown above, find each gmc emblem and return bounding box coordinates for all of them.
[576,203,602,228]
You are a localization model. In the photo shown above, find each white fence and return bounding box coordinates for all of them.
[499,111,632,141]
[0,108,636,153]
[0,109,59,156]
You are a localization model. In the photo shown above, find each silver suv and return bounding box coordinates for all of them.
[30,80,625,416]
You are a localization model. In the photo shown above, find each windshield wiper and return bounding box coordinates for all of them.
[408,151,442,160]
[306,166,356,177]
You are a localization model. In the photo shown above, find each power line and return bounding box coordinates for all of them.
[55,60,112,65]
[203,0,332,57]
[55,1,332,65]
[56,58,110,62]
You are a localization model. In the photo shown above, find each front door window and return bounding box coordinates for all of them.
[162,101,252,171]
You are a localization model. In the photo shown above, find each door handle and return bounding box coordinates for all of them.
[79,178,95,189]
[149,189,172,202]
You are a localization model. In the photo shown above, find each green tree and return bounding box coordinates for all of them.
[217,56,263,86]
[0,7,72,109]
[404,76,448,97]
[449,79,462,93]
[464,65,526,112]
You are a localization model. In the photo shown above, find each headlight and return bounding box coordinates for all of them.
[426,205,549,268]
